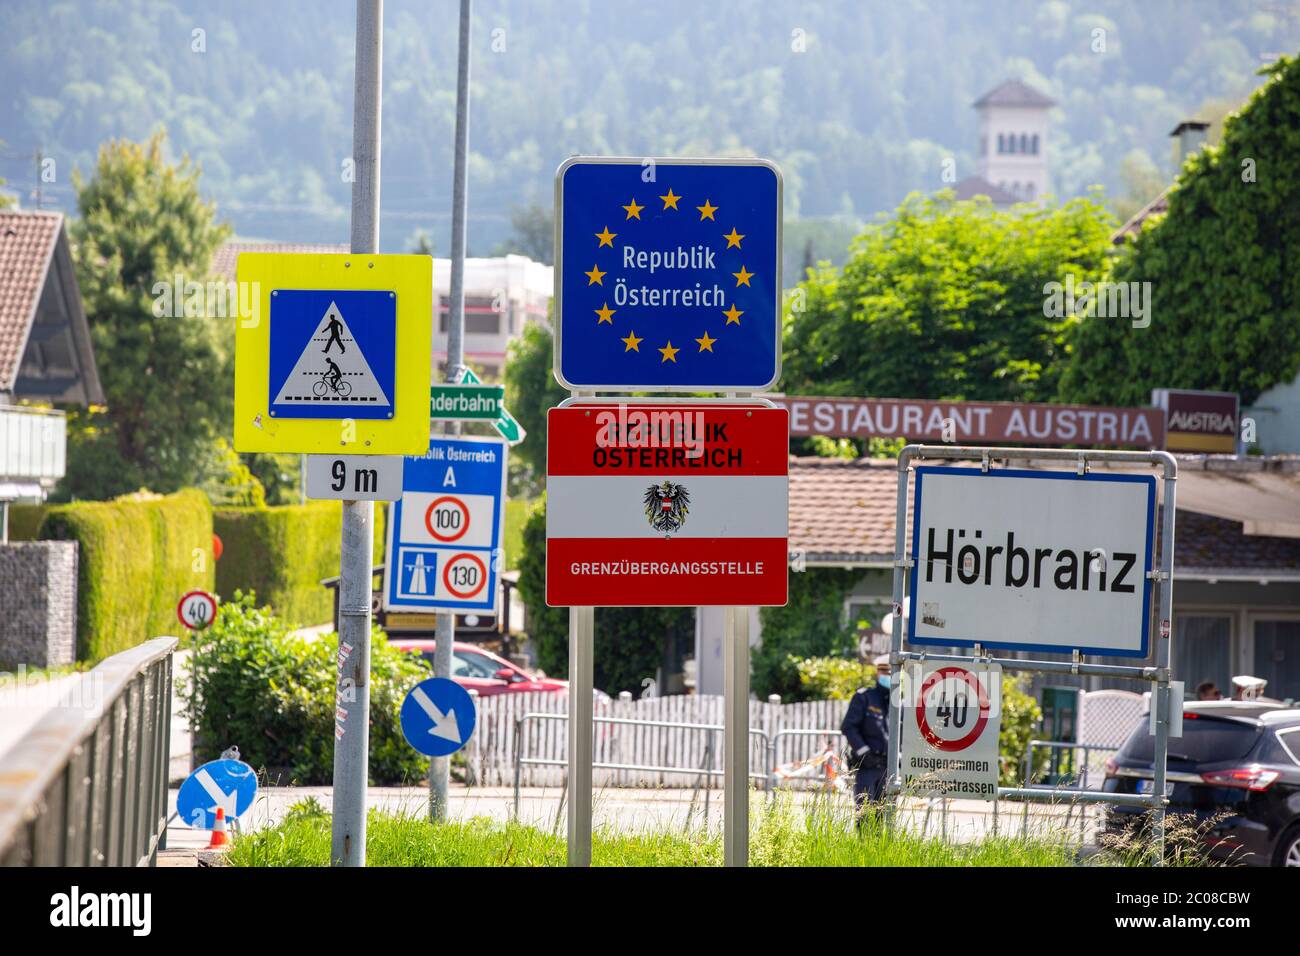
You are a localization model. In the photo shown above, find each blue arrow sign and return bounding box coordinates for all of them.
[400,677,477,757]
[177,759,258,830]
[555,157,782,391]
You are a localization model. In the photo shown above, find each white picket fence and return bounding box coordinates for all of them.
[466,693,848,788]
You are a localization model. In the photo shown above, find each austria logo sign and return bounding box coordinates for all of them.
[546,404,788,607]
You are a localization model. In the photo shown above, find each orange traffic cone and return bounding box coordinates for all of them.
[207,807,230,849]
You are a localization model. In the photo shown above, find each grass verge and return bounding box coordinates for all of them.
[228,795,1093,867]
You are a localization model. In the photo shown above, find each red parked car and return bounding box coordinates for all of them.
[389,639,568,697]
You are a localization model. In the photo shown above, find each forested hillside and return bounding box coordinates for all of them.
[1,0,1291,255]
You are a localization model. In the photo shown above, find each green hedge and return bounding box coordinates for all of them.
[38,489,215,662]
[6,503,48,541]
[214,502,386,627]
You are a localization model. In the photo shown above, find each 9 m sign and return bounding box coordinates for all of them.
[908,467,1157,657]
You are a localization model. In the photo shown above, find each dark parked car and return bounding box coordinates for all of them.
[1102,700,1300,866]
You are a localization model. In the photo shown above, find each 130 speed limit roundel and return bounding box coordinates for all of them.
[900,660,1002,800]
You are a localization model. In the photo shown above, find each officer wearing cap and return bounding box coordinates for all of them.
[841,654,892,813]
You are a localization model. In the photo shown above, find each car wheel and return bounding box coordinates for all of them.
[1277,825,1300,867]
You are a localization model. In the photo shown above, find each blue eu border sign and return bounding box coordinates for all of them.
[382,435,507,614]
[554,157,782,392]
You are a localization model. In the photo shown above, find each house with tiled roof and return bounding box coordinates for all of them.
[0,210,102,406]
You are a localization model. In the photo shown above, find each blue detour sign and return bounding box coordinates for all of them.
[268,289,397,421]
[177,759,258,830]
[555,157,782,391]
[400,677,477,757]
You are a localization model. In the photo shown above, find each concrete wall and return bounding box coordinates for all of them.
[0,541,78,668]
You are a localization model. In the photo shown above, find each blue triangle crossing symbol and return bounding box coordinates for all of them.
[273,301,391,407]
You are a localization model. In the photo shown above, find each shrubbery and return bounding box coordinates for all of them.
[183,591,429,785]
[37,489,214,661]
[213,502,386,627]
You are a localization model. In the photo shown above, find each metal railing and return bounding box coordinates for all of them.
[1022,739,1118,793]
[0,636,176,866]
[512,711,770,816]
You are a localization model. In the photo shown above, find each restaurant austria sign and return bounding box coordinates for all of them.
[775,395,1165,448]
[545,403,789,607]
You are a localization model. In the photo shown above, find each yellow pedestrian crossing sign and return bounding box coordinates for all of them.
[234,253,432,455]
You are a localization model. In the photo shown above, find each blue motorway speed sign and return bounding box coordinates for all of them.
[177,759,258,830]
[555,157,782,391]
[382,435,507,614]
[400,677,477,757]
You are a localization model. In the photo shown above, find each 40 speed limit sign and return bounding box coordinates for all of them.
[900,660,1002,800]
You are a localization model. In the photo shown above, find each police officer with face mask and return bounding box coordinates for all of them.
[841,654,892,812]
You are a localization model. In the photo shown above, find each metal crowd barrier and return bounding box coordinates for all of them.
[0,637,177,866]
[511,710,1128,842]
[512,711,769,816]
[1022,738,1118,792]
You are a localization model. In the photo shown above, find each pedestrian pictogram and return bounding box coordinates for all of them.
[269,293,393,415]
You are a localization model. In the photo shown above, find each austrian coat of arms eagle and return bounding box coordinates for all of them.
[644,480,690,536]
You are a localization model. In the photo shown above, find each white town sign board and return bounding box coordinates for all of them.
[900,659,1002,800]
[908,467,1156,657]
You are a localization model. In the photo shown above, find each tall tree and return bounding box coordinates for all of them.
[783,191,1114,403]
[1060,56,1300,408]
[61,131,231,499]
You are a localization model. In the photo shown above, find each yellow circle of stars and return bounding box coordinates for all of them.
[584,186,763,368]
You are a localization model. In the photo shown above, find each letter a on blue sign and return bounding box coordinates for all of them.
[555,157,782,391]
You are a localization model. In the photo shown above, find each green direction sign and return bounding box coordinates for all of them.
[457,367,526,445]
[430,382,504,421]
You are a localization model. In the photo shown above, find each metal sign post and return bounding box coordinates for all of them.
[332,0,383,868]
[567,606,594,866]
[550,157,785,868]
[431,0,473,824]
[724,607,750,867]
[885,445,1177,862]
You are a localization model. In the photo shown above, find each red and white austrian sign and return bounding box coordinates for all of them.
[900,660,1002,800]
[546,403,788,606]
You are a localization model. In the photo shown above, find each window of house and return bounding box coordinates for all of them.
[997,133,1005,153]
[1019,133,1029,153]
[1031,134,1040,155]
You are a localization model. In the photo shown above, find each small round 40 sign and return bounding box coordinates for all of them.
[900,660,1002,800]
[177,590,218,631]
